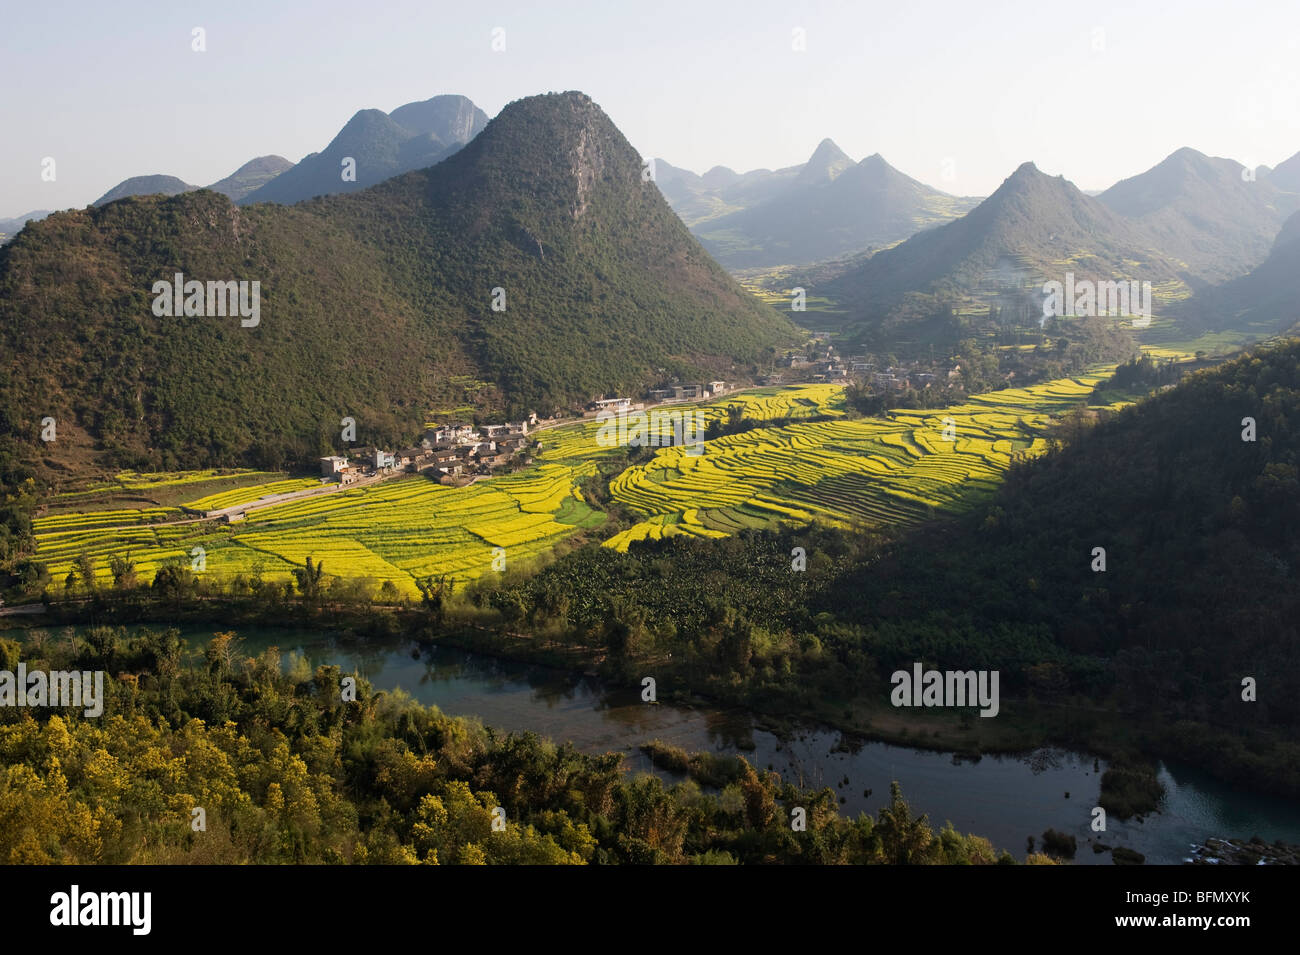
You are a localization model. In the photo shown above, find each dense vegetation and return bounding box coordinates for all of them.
[0,477,37,566]
[1089,354,1187,401]
[832,340,1300,714]
[826,340,1300,780]
[0,625,1012,865]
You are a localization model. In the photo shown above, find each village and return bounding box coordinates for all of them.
[317,355,967,491]
[761,342,959,393]
[320,415,538,486]
[319,378,751,488]
[581,379,734,418]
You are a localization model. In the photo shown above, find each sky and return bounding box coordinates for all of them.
[2,0,1298,216]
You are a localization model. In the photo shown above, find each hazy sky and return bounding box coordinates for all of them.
[2,0,1297,216]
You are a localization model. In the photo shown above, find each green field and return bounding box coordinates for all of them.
[31,378,1111,596]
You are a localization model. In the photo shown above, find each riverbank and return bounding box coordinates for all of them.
[8,596,1294,820]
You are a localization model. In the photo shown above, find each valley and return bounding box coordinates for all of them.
[3,11,1300,881]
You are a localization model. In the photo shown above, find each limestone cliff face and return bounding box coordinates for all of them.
[565,96,610,221]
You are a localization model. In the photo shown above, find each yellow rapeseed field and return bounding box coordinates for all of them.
[32,377,1108,592]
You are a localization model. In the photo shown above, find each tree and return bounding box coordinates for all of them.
[108,552,137,591]
[151,558,198,609]
[204,631,244,681]
[16,558,49,598]
[67,552,97,595]
[292,557,327,607]
[874,782,934,864]
[416,574,454,624]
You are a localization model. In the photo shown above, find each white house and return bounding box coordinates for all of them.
[320,456,350,478]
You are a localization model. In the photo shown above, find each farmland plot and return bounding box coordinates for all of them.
[34,462,603,597]
[599,375,1106,551]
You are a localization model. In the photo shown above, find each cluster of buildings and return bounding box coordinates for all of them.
[647,381,730,403]
[772,346,962,392]
[778,352,868,382]
[320,417,535,485]
[583,381,732,418]
[868,368,943,391]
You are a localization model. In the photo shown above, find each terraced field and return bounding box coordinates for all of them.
[183,478,322,512]
[535,384,844,461]
[54,469,284,498]
[30,378,1108,595]
[593,375,1109,551]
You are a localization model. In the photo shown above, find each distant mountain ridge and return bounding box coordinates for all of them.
[1265,149,1300,193]
[0,210,52,244]
[1176,210,1300,336]
[87,94,487,209]
[823,161,1182,318]
[1097,147,1300,282]
[94,175,196,206]
[92,157,293,207]
[207,156,294,201]
[794,138,856,186]
[657,140,980,269]
[240,94,489,205]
